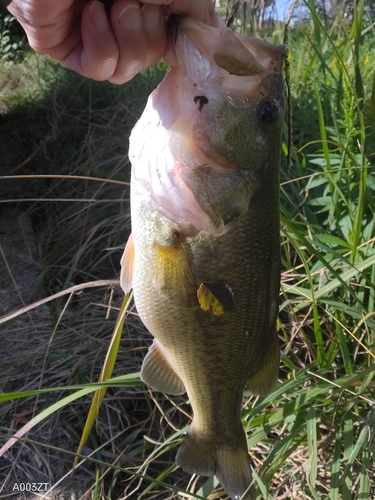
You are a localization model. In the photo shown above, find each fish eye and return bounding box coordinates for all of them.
[258,100,281,127]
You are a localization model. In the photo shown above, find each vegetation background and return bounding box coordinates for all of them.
[0,0,374,499]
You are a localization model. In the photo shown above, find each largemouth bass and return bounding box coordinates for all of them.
[121,17,286,500]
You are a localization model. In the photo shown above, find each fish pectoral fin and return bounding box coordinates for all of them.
[197,280,235,316]
[120,233,134,293]
[141,339,186,395]
[176,431,255,500]
[246,330,279,396]
[153,240,197,307]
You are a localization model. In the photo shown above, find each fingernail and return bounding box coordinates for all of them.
[143,5,162,32]
[89,1,107,31]
[119,4,142,31]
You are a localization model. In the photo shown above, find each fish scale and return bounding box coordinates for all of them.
[121,16,286,500]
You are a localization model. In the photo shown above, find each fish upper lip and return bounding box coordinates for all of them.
[175,17,287,77]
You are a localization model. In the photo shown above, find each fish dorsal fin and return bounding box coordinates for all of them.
[120,234,135,293]
[141,339,186,395]
[246,330,279,396]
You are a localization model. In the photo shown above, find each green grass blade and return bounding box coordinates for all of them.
[342,414,353,500]
[74,292,131,465]
[335,315,354,374]
[252,468,273,499]
[359,462,371,500]
[314,83,332,174]
[344,425,369,471]
[306,405,317,490]
[351,0,365,103]
[313,303,325,365]
[196,476,219,499]
[283,251,375,305]
[138,464,178,499]
[0,386,95,457]
[350,117,367,261]
[330,430,341,500]
[0,372,143,404]
[370,69,375,109]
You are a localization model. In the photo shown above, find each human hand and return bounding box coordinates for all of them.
[7,0,219,84]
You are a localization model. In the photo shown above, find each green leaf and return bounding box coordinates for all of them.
[313,234,351,248]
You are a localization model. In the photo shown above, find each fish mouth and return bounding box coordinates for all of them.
[174,17,287,77]
[172,17,286,102]
[214,28,286,76]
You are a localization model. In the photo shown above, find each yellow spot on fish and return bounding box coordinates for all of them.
[197,281,235,316]
[276,317,282,331]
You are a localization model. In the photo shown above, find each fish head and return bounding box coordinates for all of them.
[173,18,287,172]
[130,18,287,234]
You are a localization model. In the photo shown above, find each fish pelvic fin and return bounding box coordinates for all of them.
[247,329,279,396]
[176,431,255,500]
[141,339,186,395]
[120,233,134,293]
[153,239,197,307]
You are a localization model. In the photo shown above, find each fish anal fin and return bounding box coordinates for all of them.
[141,339,186,395]
[120,233,134,293]
[176,431,255,500]
[247,330,279,396]
[176,432,215,478]
[153,239,197,307]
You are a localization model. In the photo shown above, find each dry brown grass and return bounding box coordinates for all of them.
[0,55,172,499]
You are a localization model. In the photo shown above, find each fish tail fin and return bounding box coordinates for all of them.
[176,431,255,500]
[215,446,255,500]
